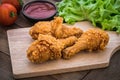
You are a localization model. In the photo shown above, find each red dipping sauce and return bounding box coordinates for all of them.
[24,2,56,19]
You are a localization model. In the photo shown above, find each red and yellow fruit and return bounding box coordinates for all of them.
[0,3,18,26]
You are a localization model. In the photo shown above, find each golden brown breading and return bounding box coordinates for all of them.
[29,21,52,39]
[27,40,51,63]
[27,34,77,63]
[29,17,83,39]
[60,24,83,38]
[63,28,109,59]
[51,17,83,38]
[51,17,63,38]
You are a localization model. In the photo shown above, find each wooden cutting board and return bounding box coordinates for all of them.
[7,21,120,79]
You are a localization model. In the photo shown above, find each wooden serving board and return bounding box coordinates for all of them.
[7,21,120,79]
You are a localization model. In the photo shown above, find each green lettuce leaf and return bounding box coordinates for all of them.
[57,0,120,33]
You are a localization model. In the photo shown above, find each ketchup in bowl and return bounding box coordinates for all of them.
[22,1,57,21]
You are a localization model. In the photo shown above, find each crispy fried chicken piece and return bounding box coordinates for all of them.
[63,28,109,59]
[29,21,52,39]
[27,34,77,63]
[29,17,83,39]
[51,17,83,38]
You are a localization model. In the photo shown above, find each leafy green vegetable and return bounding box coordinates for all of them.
[57,0,120,33]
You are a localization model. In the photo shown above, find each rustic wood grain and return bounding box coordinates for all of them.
[0,26,9,54]
[51,71,90,80]
[83,50,120,80]
[15,14,34,28]
[0,51,14,80]
[0,0,120,80]
[17,71,90,80]
[7,21,120,79]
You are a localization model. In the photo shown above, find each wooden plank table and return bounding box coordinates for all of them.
[0,0,120,80]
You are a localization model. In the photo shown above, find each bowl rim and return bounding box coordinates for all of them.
[22,0,57,21]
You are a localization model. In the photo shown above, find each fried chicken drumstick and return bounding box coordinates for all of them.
[29,17,83,39]
[63,28,109,59]
[27,34,77,63]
